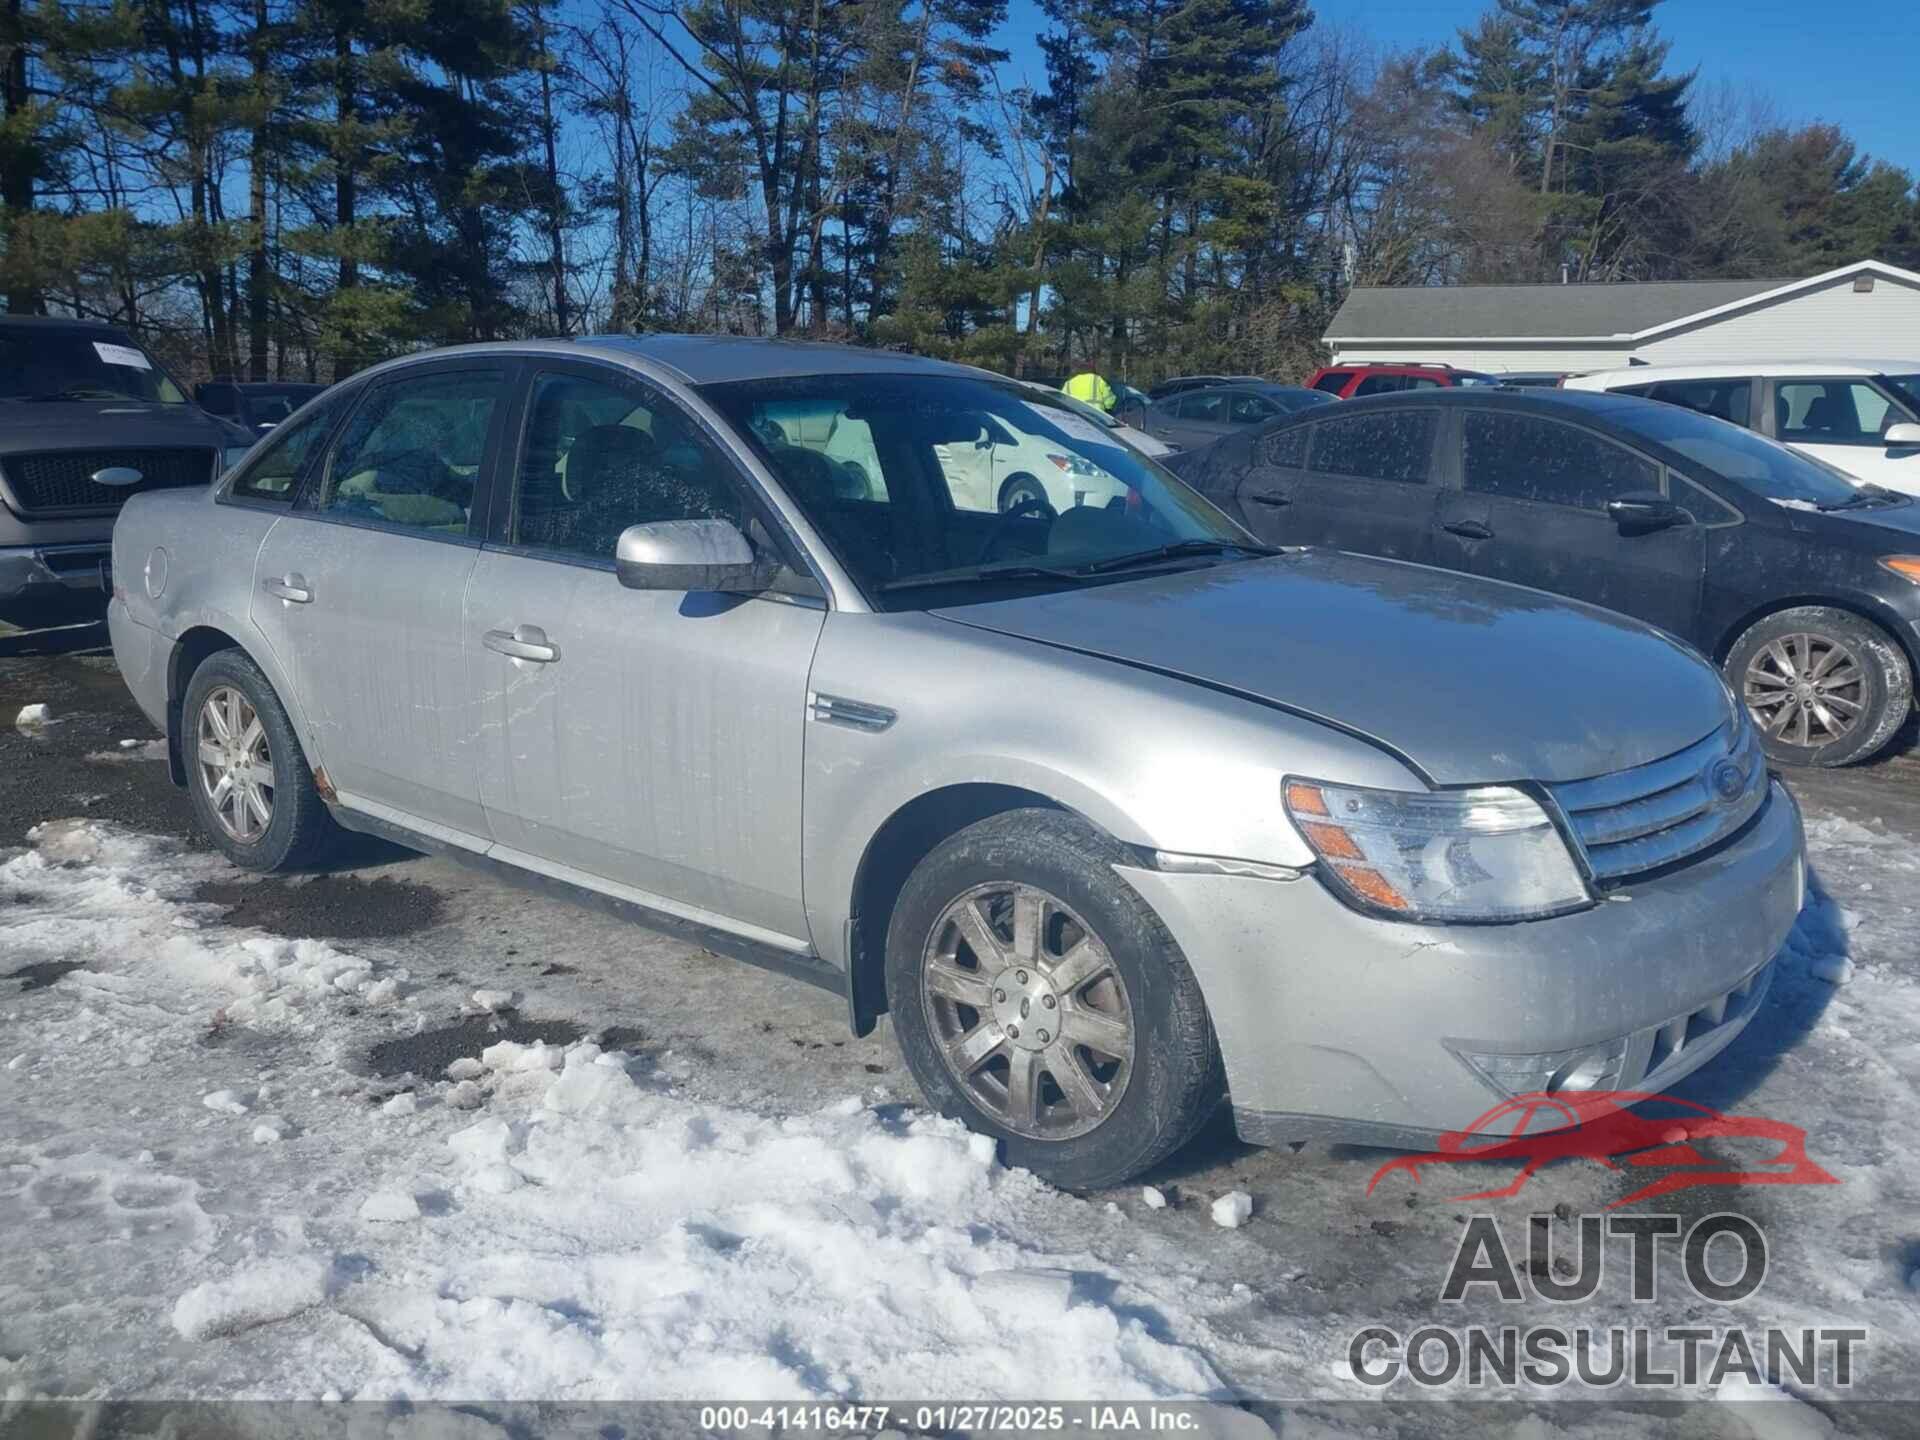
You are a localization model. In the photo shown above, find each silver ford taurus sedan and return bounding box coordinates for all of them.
[107,336,1807,1189]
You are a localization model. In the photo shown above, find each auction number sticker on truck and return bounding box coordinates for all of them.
[93,341,153,370]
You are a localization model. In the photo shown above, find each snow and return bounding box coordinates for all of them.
[14,701,51,729]
[3,804,1919,1410]
[85,739,169,763]
[170,1258,331,1341]
[1210,1192,1253,1229]
[1810,955,1854,985]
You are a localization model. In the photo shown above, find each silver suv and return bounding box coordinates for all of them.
[107,337,1807,1188]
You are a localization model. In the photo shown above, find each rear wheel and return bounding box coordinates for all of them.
[1726,607,1911,766]
[182,649,342,870]
[884,808,1223,1190]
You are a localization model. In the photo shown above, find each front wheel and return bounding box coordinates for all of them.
[1726,607,1912,766]
[884,808,1224,1190]
[997,473,1049,513]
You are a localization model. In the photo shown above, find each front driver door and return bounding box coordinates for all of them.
[465,361,825,947]
[1432,410,1704,639]
[252,362,509,839]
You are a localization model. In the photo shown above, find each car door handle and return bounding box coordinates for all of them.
[1249,492,1291,508]
[483,625,560,664]
[1443,520,1493,540]
[262,574,312,604]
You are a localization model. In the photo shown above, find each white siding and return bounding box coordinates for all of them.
[1637,275,1920,364]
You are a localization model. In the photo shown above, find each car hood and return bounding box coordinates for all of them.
[1776,497,1920,542]
[932,551,1730,785]
[0,400,245,449]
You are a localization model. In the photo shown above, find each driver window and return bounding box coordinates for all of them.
[511,369,746,562]
[313,369,502,535]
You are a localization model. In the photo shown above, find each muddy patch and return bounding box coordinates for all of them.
[7,961,85,992]
[194,873,444,939]
[366,1014,586,1079]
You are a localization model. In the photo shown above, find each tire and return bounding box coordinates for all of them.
[1725,606,1912,767]
[884,808,1224,1190]
[997,473,1048,513]
[181,648,343,870]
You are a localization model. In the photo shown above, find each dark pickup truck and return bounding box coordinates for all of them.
[0,315,254,629]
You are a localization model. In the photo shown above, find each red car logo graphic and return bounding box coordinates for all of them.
[1366,1091,1839,1209]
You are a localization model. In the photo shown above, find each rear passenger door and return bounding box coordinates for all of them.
[252,362,510,839]
[1236,409,1439,563]
[1432,410,1704,638]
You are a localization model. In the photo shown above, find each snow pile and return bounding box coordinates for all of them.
[15,701,52,730]
[2,819,404,1024]
[171,1257,332,1341]
[85,739,169,763]
[311,1038,1227,1399]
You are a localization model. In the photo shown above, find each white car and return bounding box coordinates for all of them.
[933,408,1131,513]
[1044,387,1175,458]
[1564,361,1920,495]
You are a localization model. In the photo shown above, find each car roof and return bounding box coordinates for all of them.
[570,333,990,385]
[1571,359,1920,388]
[1271,383,1673,427]
[0,315,132,337]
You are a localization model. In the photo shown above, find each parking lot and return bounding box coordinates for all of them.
[3,619,1918,1427]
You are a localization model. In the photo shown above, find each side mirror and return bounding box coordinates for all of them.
[1884,421,1920,448]
[614,519,776,593]
[1606,491,1692,533]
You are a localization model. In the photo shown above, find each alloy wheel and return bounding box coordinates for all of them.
[921,881,1134,1140]
[1743,632,1865,748]
[195,685,275,842]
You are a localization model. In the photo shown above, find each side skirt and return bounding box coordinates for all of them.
[329,804,847,1001]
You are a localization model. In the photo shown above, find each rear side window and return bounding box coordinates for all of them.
[312,368,503,536]
[1464,413,1658,510]
[1352,374,1408,397]
[1639,378,1752,428]
[226,387,353,503]
[1307,411,1435,483]
[1227,393,1276,425]
[1261,425,1308,468]
[1312,371,1352,395]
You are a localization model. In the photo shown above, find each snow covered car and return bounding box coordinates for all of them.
[107,336,1807,1190]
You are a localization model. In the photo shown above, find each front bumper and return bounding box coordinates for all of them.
[0,543,112,624]
[1118,780,1806,1149]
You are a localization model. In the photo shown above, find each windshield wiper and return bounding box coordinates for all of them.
[878,561,1090,593]
[18,387,139,403]
[1816,485,1904,512]
[1075,539,1281,574]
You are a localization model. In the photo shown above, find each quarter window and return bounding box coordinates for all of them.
[314,369,502,535]
[1307,411,1436,484]
[1463,413,1658,510]
[226,387,353,503]
[1637,379,1752,428]
[510,369,746,561]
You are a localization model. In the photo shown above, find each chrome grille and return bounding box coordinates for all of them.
[0,447,216,516]
[1550,719,1768,885]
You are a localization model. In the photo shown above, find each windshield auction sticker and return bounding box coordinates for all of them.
[92,341,153,370]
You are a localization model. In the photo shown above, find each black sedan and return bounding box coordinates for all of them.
[1169,387,1920,766]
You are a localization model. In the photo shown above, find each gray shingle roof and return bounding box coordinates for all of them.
[1324,278,1793,340]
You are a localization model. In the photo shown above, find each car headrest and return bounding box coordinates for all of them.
[565,424,656,503]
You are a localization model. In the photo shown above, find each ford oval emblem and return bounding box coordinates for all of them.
[91,466,143,487]
[1709,758,1746,803]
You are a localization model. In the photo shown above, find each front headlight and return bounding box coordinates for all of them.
[222,444,254,473]
[1282,778,1591,923]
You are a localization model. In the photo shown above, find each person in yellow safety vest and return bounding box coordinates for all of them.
[1062,369,1117,413]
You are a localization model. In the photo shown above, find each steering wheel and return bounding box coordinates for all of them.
[974,493,1057,564]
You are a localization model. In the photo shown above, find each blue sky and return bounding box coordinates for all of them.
[997,0,1918,174]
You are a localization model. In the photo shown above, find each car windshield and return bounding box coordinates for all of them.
[0,330,187,404]
[1881,373,1920,414]
[697,372,1260,608]
[1612,401,1868,507]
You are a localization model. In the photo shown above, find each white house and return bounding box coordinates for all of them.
[1321,259,1920,374]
